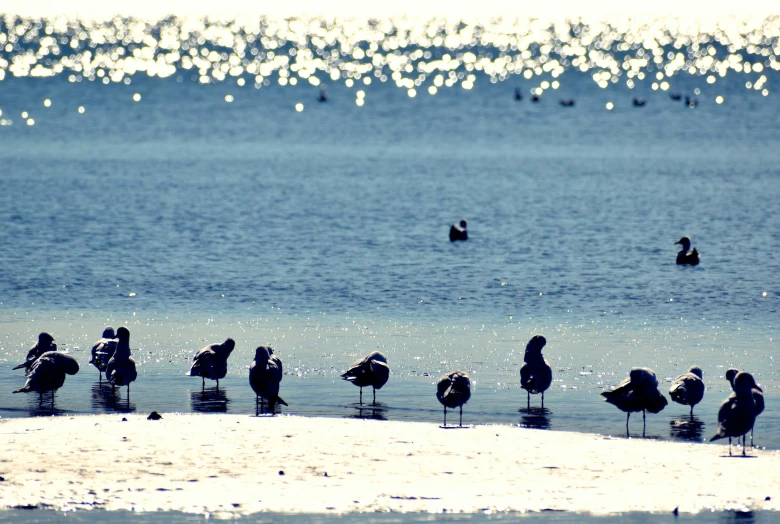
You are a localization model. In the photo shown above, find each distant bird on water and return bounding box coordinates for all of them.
[449,220,468,242]
[437,371,471,427]
[602,367,668,437]
[710,371,759,456]
[726,368,765,447]
[675,236,700,265]
[669,366,705,416]
[187,338,236,389]
[669,93,682,101]
[105,327,137,396]
[514,88,523,101]
[520,335,553,408]
[341,351,389,405]
[318,85,328,102]
[13,332,57,374]
[89,326,117,382]
[13,351,79,409]
[632,97,646,107]
[559,99,575,107]
[249,346,288,415]
[685,96,698,108]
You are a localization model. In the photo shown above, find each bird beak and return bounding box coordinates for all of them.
[674,240,681,245]
[755,384,763,393]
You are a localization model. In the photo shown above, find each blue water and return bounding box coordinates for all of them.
[0,16,778,450]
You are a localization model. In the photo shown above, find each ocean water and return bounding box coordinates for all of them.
[0,16,778,448]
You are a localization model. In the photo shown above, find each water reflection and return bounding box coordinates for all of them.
[518,407,551,430]
[23,391,63,416]
[190,387,230,413]
[91,383,137,413]
[669,416,705,442]
[346,402,388,421]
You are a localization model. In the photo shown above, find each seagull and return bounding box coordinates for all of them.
[675,236,700,265]
[341,351,389,405]
[13,351,79,409]
[710,371,759,456]
[105,327,137,396]
[726,368,765,447]
[601,367,668,437]
[249,346,288,415]
[436,370,471,427]
[449,220,468,242]
[187,338,236,389]
[89,327,117,382]
[13,332,57,374]
[520,335,553,408]
[669,366,705,416]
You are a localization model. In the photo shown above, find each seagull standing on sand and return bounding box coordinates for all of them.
[436,371,471,427]
[187,338,236,389]
[105,327,138,396]
[675,236,700,265]
[13,332,57,374]
[669,366,705,416]
[520,335,553,408]
[726,368,765,447]
[710,371,759,456]
[13,351,79,409]
[449,220,468,242]
[90,327,117,382]
[341,351,390,405]
[601,367,668,437]
[249,346,288,415]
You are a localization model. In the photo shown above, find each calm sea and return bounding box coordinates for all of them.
[0,16,778,448]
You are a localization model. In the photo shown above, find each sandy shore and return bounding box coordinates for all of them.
[0,414,777,517]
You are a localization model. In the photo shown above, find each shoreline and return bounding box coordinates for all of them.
[0,414,778,517]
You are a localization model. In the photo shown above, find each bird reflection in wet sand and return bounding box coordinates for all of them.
[349,402,388,421]
[190,386,230,413]
[518,407,552,430]
[669,416,705,442]
[91,383,137,413]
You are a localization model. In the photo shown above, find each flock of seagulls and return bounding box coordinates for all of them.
[4,230,763,452]
[10,327,766,453]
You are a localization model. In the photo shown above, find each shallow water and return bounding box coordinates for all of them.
[0,16,778,449]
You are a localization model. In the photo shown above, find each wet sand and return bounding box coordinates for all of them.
[0,414,777,517]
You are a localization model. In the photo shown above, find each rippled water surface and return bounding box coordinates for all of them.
[0,15,778,449]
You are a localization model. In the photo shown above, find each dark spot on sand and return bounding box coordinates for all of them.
[0,476,4,482]
[324,472,328,477]
[156,488,169,491]
[279,471,285,476]
[232,503,241,508]
[13,505,37,510]
[766,497,771,501]
[673,507,679,516]
[147,411,162,420]
[121,418,127,422]
[541,509,565,512]
[187,479,198,482]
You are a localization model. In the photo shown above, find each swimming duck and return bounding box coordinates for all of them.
[318,85,328,102]
[559,99,575,107]
[675,236,700,265]
[341,351,389,405]
[187,338,236,389]
[436,370,471,427]
[633,98,646,107]
[601,367,668,437]
[449,220,468,242]
[669,366,705,415]
[520,335,553,408]
[514,88,523,101]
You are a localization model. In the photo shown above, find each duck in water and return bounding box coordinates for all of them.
[106,327,137,397]
[675,236,700,265]
[449,220,468,241]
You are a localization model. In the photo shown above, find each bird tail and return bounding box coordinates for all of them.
[275,395,288,407]
[268,395,288,411]
[341,374,356,381]
[709,432,725,442]
[13,386,29,394]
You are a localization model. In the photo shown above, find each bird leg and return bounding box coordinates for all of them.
[359,387,363,406]
[751,428,754,448]
[443,406,447,427]
[626,412,630,438]
[459,405,463,427]
[99,371,102,384]
[202,377,205,391]
[729,437,732,457]
[642,410,646,438]
[690,405,694,417]
[743,436,747,456]
[541,392,545,409]
[39,392,43,407]
[51,391,56,411]
[527,391,530,409]
[216,379,219,389]
[373,387,376,406]
[255,395,259,417]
